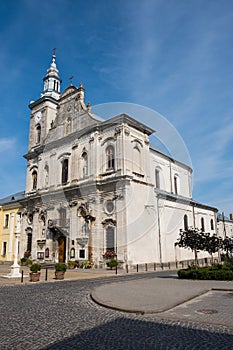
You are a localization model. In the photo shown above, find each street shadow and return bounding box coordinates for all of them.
[41,316,233,350]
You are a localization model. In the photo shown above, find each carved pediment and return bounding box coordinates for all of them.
[60,85,78,99]
[76,237,88,248]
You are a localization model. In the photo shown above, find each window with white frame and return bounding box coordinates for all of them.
[4,214,9,228]
[201,217,205,232]
[106,226,115,251]
[79,249,85,259]
[82,152,88,177]
[32,170,38,190]
[184,214,188,231]
[174,174,179,195]
[210,219,214,230]
[155,168,160,189]
[2,242,7,256]
[106,146,115,171]
[61,159,69,184]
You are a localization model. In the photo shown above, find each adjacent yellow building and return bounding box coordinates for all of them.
[0,192,24,263]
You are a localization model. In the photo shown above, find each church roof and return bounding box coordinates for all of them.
[155,188,218,212]
[0,191,25,205]
[101,113,155,135]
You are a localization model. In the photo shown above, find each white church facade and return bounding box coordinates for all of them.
[19,54,218,267]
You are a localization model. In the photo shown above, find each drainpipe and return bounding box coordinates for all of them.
[157,196,162,264]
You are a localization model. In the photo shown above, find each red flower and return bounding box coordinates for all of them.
[103,250,116,259]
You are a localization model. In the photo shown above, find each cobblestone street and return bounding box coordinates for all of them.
[0,274,233,350]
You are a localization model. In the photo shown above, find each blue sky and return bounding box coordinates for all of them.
[0,0,232,215]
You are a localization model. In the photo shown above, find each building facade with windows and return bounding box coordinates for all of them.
[0,192,24,262]
[19,54,218,267]
[217,213,233,239]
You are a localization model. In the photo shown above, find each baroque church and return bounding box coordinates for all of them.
[19,54,218,267]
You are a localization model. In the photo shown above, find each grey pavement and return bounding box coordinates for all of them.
[91,274,233,315]
[0,267,233,349]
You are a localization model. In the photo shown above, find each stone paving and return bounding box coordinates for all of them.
[0,272,233,350]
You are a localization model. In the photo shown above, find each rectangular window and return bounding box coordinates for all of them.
[79,249,85,259]
[4,214,9,228]
[37,252,44,259]
[2,242,7,256]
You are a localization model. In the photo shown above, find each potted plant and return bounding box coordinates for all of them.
[68,260,76,269]
[20,257,27,266]
[26,259,33,267]
[55,263,67,280]
[108,259,118,270]
[29,263,41,282]
[81,261,92,269]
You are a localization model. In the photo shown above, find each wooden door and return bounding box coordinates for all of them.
[58,236,66,262]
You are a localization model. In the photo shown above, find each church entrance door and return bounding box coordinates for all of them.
[58,236,66,262]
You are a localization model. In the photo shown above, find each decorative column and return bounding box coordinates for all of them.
[6,213,14,260]
[6,213,21,278]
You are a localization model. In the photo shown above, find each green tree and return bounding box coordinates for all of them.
[222,236,233,257]
[176,228,205,265]
[202,233,222,263]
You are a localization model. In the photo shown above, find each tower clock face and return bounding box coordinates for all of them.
[34,111,42,123]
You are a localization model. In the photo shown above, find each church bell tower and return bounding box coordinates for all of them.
[27,51,62,152]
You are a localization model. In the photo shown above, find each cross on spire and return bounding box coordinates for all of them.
[53,47,57,56]
[69,75,73,85]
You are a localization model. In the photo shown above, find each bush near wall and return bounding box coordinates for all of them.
[178,262,233,281]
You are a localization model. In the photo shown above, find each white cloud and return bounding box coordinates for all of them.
[0,138,16,152]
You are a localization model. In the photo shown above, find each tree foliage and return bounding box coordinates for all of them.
[176,228,233,264]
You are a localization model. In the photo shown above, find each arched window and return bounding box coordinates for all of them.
[210,219,214,230]
[184,214,188,231]
[61,159,69,184]
[106,226,115,251]
[133,146,141,173]
[155,169,160,189]
[106,146,115,170]
[201,217,205,232]
[32,170,37,190]
[174,175,179,195]
[82,152,88,177]
[70,247,75,258]
[36,124,41,144]
[45,248,49,258]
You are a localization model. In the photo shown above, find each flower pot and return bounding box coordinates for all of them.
[68,265,75,269]
[29,272,40,282]
[55,271,65,280]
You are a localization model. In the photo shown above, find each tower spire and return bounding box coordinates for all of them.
[41,49,62,100]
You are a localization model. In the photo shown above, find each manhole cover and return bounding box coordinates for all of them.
[196,309,218,314]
